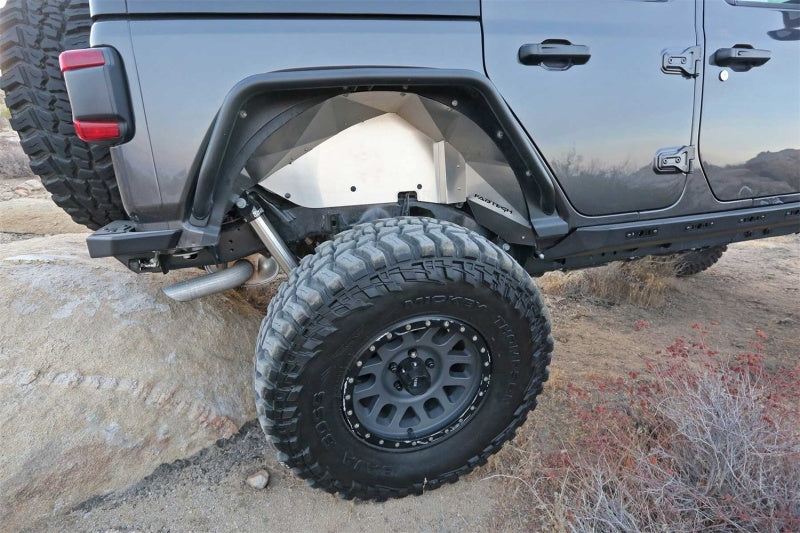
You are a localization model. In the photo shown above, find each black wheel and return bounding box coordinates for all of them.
[0,0,126,229]
[255,217,553,500]
[672,245,727,277]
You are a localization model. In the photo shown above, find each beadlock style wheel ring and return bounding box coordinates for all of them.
[342,316,492,450]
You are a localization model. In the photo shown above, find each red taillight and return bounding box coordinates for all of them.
[73,120,121,142]
[59,49,105,72]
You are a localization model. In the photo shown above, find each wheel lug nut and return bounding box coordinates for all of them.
[389,362,398,373]
[425,358,435,368]
[394,381,403,391]
[410,350,417,358]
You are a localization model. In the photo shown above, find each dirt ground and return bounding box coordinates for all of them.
[1,93,798,531]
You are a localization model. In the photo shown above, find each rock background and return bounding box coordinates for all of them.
[0,234,261,527]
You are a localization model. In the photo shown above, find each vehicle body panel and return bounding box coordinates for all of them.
[700,0,800,201]
[92,18,484,225]
[482,0,697,216]
[90,0,479,17]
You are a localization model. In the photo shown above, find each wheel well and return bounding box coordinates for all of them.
[184,68,561,248]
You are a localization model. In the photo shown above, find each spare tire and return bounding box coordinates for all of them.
[0,0,126,229]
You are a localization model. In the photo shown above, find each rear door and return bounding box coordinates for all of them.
[699,0,800,201]
[481,0,698,216]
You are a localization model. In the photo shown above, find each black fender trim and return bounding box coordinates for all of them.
[186,67,560,243]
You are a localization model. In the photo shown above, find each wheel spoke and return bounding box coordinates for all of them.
[343,316,490,448]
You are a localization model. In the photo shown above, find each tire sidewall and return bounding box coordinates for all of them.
[281,259,545,489]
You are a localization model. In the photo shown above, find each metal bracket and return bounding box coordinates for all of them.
[654,145,695,174]
[662,46,701,77]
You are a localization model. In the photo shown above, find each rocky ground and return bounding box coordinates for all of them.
[1,91,798,531]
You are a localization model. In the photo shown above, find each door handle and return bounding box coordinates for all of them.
[713,45,771,69]
[518,40,591,69]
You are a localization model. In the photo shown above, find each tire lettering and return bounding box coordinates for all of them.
[312,392,336,449]
[403,296,488,310]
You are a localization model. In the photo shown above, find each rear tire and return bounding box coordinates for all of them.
[673,245,727,277]
[254,217,553,500]
[0,0,126,229]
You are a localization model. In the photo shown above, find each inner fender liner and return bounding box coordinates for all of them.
[185,68,560,246]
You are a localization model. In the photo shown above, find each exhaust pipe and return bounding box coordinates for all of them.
[162,260,254,302]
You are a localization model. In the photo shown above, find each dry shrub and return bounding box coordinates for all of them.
[489,326,800,532]
[539,257,677,307]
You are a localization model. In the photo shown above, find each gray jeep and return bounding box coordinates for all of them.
[2,0,798,500]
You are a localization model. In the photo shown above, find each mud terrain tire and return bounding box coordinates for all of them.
[673,245,727,277]
[254,217,553,500]
[0,0,126,229]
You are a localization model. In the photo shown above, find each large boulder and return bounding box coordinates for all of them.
[0,234,263,528]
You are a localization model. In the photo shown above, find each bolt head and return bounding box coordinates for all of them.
[394,381,403,391]
[405,324,412,331]
[369,345,376,352]
[356,361,362,367]
[425,358,435,369]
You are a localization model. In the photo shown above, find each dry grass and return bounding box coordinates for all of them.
[488,328,800,532]
[539,257,678,307]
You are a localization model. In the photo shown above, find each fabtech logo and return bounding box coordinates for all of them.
[472,193,513,215]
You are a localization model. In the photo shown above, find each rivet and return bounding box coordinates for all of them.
[369,345,376,352]
[356,361,363,367]
[425,320,431,326]
[395,443,400,447]
[345,394,351,400]
[238,110,248,119]
[472,335,478,341]
[451,99,459,107]
[379,439,385,444]
[470,406,476,410]
[347,377,354,384]
[480,347,486,353]
[347,410,353,416]
[460,326,466,332]
[405,324,412,331]
[386,333,393,340]
[479,392,484,396]
[444,321,450,327]
[354,423,360,428]
[484,362,490,367]
[365,433,371,438]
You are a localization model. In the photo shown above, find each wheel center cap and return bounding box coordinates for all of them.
[396,357,432,396]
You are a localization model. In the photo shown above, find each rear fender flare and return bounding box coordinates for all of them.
[185,68,561,245]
